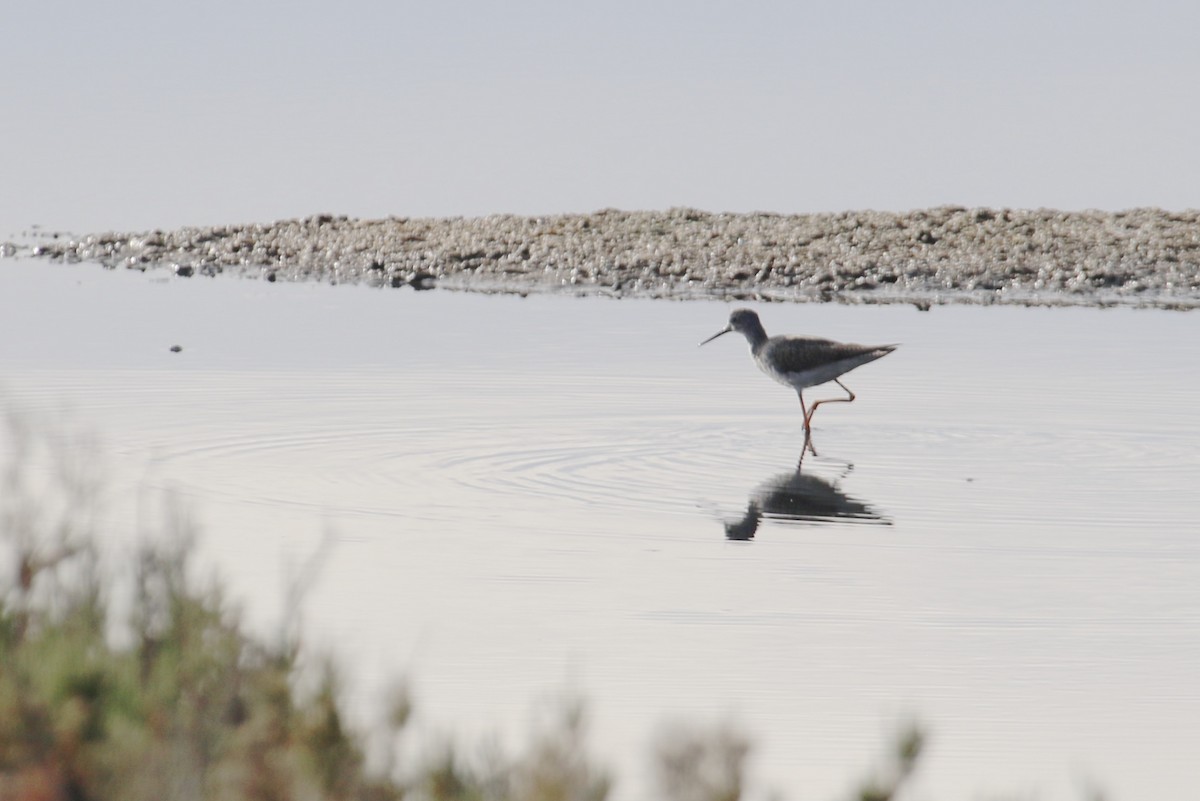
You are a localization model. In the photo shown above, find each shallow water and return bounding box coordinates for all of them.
[2,258,1198,800]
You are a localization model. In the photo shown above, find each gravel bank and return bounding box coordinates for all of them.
[12,207,1200,308]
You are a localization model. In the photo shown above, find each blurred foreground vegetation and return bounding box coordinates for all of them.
[0,410,923,801]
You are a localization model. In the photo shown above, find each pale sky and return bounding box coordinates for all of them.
[4,0,1199,232]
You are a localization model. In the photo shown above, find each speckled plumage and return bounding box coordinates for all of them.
[755,335,894,391]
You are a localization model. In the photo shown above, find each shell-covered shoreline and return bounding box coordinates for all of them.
[12,206,1200,308]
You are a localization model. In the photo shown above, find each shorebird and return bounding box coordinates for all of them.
[700,309,896,442]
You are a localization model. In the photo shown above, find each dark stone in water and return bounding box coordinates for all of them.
[409,271,436,290]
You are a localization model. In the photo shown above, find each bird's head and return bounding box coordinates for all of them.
[699,308,763,346]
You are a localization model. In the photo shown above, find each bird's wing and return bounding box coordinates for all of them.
[763,336,888,368]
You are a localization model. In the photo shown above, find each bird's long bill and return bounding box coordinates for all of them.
[698,326,732,347]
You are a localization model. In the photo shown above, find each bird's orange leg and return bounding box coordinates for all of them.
[802,427,818,457]
[803,379,856,430]
[797,391,819,456]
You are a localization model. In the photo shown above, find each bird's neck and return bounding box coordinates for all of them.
[741,320,769,351]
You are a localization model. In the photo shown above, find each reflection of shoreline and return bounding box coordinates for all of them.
[725,457,891,540]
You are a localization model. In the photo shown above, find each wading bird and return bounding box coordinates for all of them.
[700,308,896,446]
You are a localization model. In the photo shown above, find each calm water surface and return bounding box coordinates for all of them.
[2,259,1198,800]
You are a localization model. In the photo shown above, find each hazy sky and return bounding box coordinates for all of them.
[4,0,1199,232]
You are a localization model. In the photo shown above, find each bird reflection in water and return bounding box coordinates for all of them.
[723,454,890,540]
